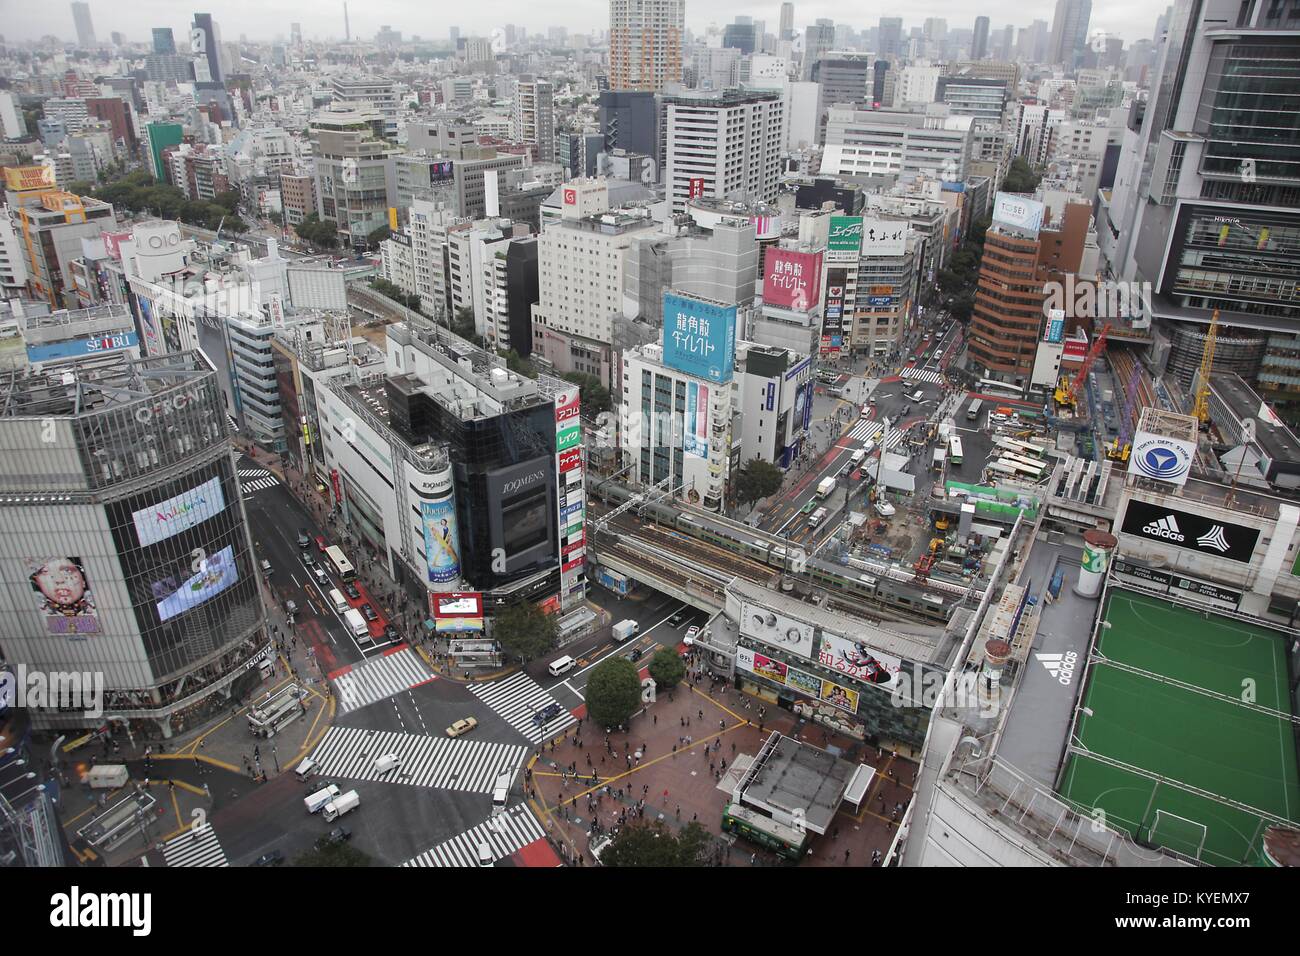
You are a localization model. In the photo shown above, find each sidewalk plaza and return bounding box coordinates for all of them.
[526,664,918,867]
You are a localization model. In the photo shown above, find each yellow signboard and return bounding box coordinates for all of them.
[4,165,56,192]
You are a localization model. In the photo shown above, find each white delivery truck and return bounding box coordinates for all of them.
[373,753,400,775]
[322,790,360,822]
[817,477,836,498]
[612,619,639,642]
[304,784,341,814]
[491,771,514,817]
[343,607,369,640]
[84,765,129,789]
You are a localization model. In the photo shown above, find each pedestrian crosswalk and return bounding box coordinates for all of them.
[162,825,229,867]
[468,670,577,744]
[330,647,432,714]
[237,468,281,494]
[402,804,546,868]
[848,419,906,451]
[309,725,528,792]
[902,368,946,384]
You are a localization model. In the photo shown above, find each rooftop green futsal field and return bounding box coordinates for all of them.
[1058,588,1300,866]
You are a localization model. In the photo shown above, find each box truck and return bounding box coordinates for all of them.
[817,477,836,498]
[84,765,129,789]
[304,784,341,814]
[612,619,638,642]
[343,607,369,640]
[322,790,360,822]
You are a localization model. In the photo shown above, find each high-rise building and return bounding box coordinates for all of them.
[1100,0,1300,416]
[290,22,302,47]
[779,2,795,41]
[1047,0,1093,69]
[609,0,685,92]
[663,90,785,214]
[0,90,28,139]
[722,18,761,55]
[513,75,555,164]
[331,74,399,138]
[309,107,399,248]
[877,17,903,58]
[70,2,96,48]
[152,27,176,54]
[971,17,990,60]
[599,90,659,159]
[802,18,835,80]
[190,13,224,86]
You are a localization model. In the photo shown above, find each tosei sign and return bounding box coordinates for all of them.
[1119,499,1259,564]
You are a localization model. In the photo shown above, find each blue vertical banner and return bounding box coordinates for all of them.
[420,499,461,583]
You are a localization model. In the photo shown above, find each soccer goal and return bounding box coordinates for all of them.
[1147,809,1209,860]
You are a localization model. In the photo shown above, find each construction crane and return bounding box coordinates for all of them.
[1054,322,1111,408]
[1106,357,1142,462]
[1192,309,1219,426]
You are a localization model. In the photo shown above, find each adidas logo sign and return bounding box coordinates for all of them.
[1141,515,1184,542]
[1035,651,1078,685]
[1196,525,1230,553]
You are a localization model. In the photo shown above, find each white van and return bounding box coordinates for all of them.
[304,784,341,814]
[548,655,576,677]
[328,588,349,615]
[293,757,317,780]
[850,449,866,466]
[477,842,494,867]
[911,389,925,402]
[491,770,513,817]
[373,753,401,775]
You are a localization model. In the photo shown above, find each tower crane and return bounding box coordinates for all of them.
[1054,322,1111,408]
[1192,309,1219,426]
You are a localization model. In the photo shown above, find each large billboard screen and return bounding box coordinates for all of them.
[421,499,462,583]
[1119,499,1259,564]
[662,292,737,384]
[132,476,226,548]
[860,219,907,256]
[736,646,788,684]
[763,250,823,311]
[156,545,239,622]
[738,600,814,659]
[827,216,862,258]
[818,632,901,686]
[433,591,484,632]
[1127,431,1196,487]
[685,382,709,458]
[992,192,1045,236]
[819,678,860,714]
[28,557,100,637]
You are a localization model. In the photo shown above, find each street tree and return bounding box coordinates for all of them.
[292,842,374,867]
[585,656,641,729]
[561,372,611,415]
[734,458,784,509]
[600,821,710,866]
[492,600,558,663]
[647,647,685,692]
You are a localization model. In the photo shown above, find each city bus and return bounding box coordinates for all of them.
[998,457,1045,480]
[985,461,1019,479]
[324,545,355,582]
[721,803,810,862]
[247,683,307,739]
[994,438,1046,462]
[978,377,1023,398]
[966,398,983,423]
[1003,453,1047,472]
[948,436,964,466]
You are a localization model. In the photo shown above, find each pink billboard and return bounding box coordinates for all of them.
[763,250,823,311]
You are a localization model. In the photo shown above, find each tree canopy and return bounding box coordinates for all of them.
[734,458,785,509]
[647,647,685,693]
[492,599,558,663]
[562,372,611,416]
[295,213,339,249]
[600,821,711,867]
[585,656,642,730]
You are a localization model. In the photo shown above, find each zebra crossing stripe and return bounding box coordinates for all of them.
[468,671,577,744]
[907,368,946,384]
[241,476,281,494]
[330,647,432,714]
[162,826,228,867]
[309,726,528,792]
[403,804,546,867]
[237,468,270,478]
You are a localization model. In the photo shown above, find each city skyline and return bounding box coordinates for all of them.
[4,0,1169,46]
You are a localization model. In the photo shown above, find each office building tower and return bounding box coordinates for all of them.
[1099,0,1300,416]
[877,17,903,58]
[1047,0,1093,69]
[972,17,990,59]
[609,0,685,92]
[780,3,794,41]
[513,75,555,164]
[599,90,659,159]
[191,13,224,86]
[71,2,96,48]
[802,18,835,80]
[664,90,784,214]
[152,27,176,54]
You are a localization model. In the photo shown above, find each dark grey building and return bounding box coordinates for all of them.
[152,27,176,54]
[971,16,990,59]
[598,90,658,160]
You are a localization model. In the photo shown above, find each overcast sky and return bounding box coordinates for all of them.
[1,0,1169,47]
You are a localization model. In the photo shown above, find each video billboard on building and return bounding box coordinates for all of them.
[662,292,737,384]
[155,545,239,622]
[28,557,99,637]
[738,600,814,659]
[421,498,462,583]
[685,382,710,458]
[763,250,823,311]
[433,591,484,632]
[818,632,901,685]
[132,476,226,548]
